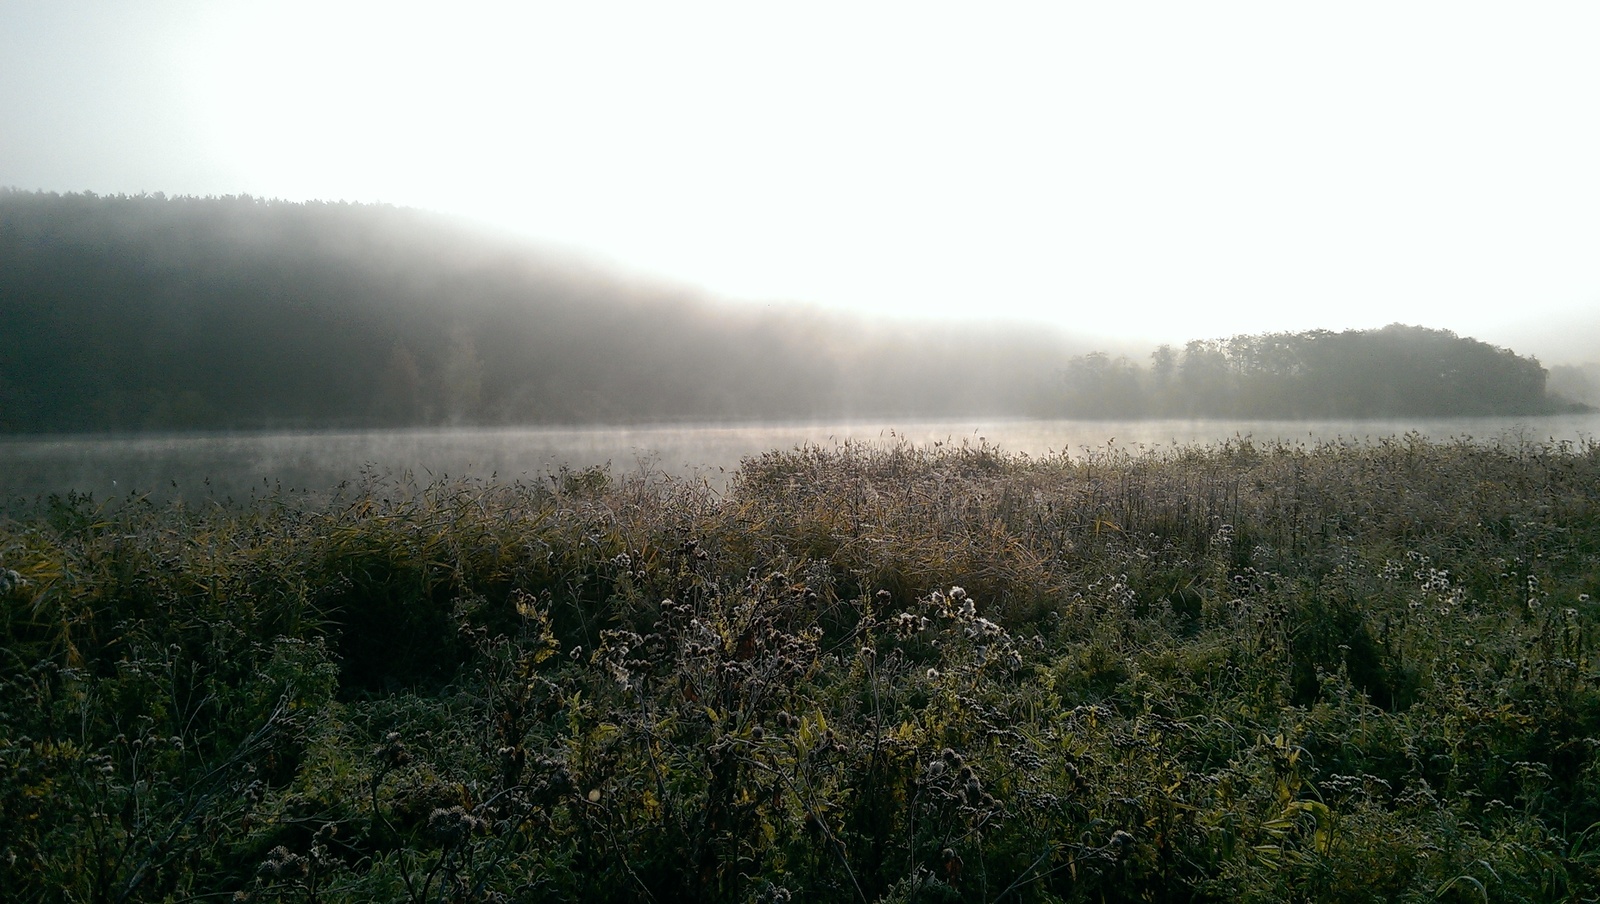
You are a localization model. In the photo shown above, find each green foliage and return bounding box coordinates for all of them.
[1057,325,1577,418]
[3,437,1600,900]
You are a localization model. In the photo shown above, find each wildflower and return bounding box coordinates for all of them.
[498,745,524,771]
[427,805,485,844]
[375,732,410,769]
[892,611,924,639]
[606,661,632,688]
[967,617,1003,638]
[965,778,984,804]
[258,846,310,881]
[942,847,963,880]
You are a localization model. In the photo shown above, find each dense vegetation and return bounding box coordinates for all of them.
[3,437,1599,902]
[2,189,1584,434]
[0,189,1066,432]
[1054,326,1576,418]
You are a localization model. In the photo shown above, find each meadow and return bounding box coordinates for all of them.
[2,436,1598,902]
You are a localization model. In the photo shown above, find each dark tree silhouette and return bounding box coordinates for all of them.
[1054,324,1575,419]
[0,189,1071,433]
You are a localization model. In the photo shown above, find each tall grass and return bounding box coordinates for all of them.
[2,437,1598,901]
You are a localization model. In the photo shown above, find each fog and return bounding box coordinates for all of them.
[9,414,1600,507]
[4,191,1587,443]
[8,4,1600,363]
[0,191,1092,433]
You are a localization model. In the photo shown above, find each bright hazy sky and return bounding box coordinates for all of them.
[4,2,1599,360]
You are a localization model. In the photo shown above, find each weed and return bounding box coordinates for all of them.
[2,437,1598,900]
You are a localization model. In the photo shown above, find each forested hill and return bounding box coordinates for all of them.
[0,190,1070,432]
[0,190,1581,434]
[1054,327,1582,419]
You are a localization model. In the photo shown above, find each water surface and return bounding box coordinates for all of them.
[4,414,1598,505]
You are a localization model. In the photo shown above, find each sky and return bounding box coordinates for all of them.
[3,1,1599,362]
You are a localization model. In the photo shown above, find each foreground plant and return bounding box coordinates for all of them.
[2,437,1597,901]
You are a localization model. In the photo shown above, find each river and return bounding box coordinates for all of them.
[4,414,1599,505]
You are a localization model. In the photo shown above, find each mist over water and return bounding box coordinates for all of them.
[5,414,1600,506]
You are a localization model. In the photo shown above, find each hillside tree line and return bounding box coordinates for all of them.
[0,190,1582,433]
[1054,325,1570,418]
[0,190,1064,432]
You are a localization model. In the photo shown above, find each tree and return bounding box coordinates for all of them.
[378,342,425,424]
[441,325,484,424]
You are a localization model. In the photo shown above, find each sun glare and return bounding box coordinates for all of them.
[164,2,1600,351]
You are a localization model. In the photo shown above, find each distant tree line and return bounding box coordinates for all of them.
[0,190,1583,433]
[0,190,1065,433]
[1052,325,1579,418]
